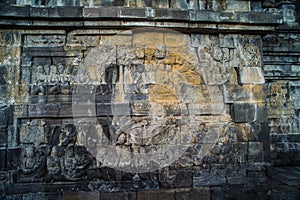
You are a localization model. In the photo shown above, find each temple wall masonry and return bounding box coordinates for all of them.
[0,0,300,199]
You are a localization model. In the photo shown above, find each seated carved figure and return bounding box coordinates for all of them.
[61,147,91,181]
[19,146,46,182]
[46,146,63,182]
[48,65,60,95]
[32,65,46,95]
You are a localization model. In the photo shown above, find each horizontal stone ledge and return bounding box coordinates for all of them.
[270,133,300,143]
[0,21,278,33]
[263,47,300,53]
[0,6,282,25]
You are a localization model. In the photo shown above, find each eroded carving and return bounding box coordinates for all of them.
[242,44,262,67]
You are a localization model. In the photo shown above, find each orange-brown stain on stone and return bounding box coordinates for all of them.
[148,84,179,103]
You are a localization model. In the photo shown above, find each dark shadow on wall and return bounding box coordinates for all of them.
[296,0,300,23]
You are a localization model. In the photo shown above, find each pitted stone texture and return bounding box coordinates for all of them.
[239,67,265,84]
[63,191,99,200]
[232,103,257,123]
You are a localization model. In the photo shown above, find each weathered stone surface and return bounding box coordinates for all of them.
[239,67,265,84]
[248,142,263,162]
[100,191,136,200]
[175,187,210,200]
[232,103,257,123]
[193,173,226,186]
[137,189,175,200]
[0,148,6,170]
[0,1,299,199]
[62,192,99,200]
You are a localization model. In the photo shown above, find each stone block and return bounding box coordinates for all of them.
[47,95,72,103]
[190,11,219,22]
[100,191,136,200]
[232,103,257,123]
[83,7,120,18]
[236,123,256,142]
[96,103,113,116]
[100,34,132,46]
[97,103,131,116]
[155,9,189,21]
[173,171,193,188]
[49,7,82,18]
[0,148,6,170]
[243,84,266,102]
[256,102,268,122]
[30,7,49,18]
[7,148,21,170]
[226,0,250,11]
[0,5,30,17]
[33,57,52,66]
[223,84,249,103]
[193,173,226,186]
[23,193,48,200]
[125,93,148,101]
[59,103,73,117]
[132,29,164,46]
[239,67,265,84]
[227,176,249,185]
[233,142,248,163]
[0,65,7,85]
[71,104,96,117]
[120,8,146,18]
[175,187,210,200]
[95,94,112,103]
[28,104,60,118]
[210,187,224,200]
[250,122,269,142]
[0,130,7,147]
[236,12,282,24]
[250,1,262,12]
[248,142,263,162]
[62,192,99,200]
[137,189,175,200]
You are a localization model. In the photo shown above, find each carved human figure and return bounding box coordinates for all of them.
[48,65,60,94]
[20,146,46,182]
[60,124,77,147]
[128,119,148,147]
[74,147,92,177]
[62,65,74,95]
[61,147,89,181]
[32,65,46,95]
[46,146,62,182]
[61,147,77,181]
[22,146,36,173]
[128,64,147,94]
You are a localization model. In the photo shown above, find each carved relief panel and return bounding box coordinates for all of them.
[13,28,267,180]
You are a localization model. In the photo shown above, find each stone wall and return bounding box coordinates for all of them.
[0,0,299,199]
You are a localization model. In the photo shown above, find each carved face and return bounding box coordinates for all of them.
[134,47,144,59]
[25,146,35,158]
[50,65,57,74]
[57,64,65,74]
[155,45,166,59]
[117,133,126,144]
[36,65,45,74]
